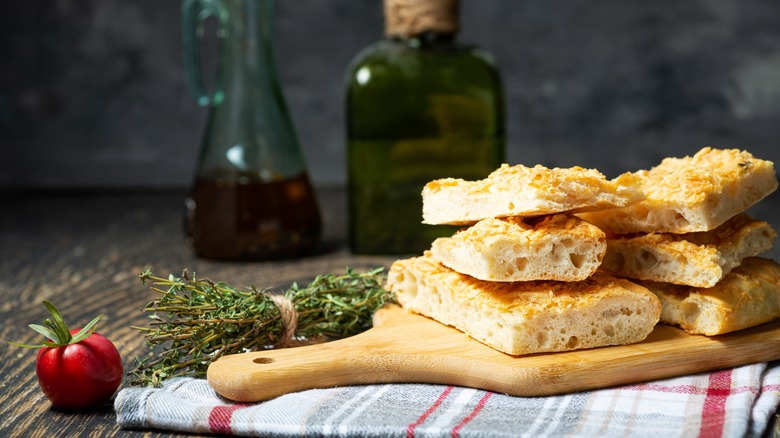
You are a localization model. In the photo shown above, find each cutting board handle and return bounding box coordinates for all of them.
[206,306,454,402]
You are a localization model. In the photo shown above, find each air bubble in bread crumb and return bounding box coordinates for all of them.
[570,253,586,269]
[638,250,658,268]
[536,331,549,347]
[674,211,690,227]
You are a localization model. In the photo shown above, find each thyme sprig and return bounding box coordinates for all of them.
[130,267,393,387]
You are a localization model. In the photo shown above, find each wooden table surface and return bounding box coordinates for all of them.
[1,188,779,437]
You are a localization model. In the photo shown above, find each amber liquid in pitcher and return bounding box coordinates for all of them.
[184,174,322,261]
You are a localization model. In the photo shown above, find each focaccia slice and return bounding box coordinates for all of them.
[431,214,606,282]
[600,214,777,288]
[386,253,661,355]
[638,257,780,336]
[422,163,644,225]
[578,147,778,234]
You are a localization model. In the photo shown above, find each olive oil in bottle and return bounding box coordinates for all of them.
[345,0,505,255]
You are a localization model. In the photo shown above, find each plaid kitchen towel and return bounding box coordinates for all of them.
[115,361,780,438]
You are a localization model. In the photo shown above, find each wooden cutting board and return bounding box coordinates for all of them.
[207,304,780,402]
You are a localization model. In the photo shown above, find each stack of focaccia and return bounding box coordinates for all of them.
[579,147,780,335]
[386,161,661,355]
[384,147,780,356]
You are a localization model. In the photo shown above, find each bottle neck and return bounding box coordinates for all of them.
[390,30,457,48]
[222,0,276,70]
[213,0,284,108]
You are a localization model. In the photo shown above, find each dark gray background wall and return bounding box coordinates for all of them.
[2,0,779,189]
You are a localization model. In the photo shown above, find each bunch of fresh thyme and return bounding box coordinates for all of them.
[130,267,394,387]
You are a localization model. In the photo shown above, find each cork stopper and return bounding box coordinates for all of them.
[383,0,460,38]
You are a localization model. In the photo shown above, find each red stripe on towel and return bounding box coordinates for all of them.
[698,369,732,438]
[407,386,454,438]
[209,403,250,435]
[451,392,493,438]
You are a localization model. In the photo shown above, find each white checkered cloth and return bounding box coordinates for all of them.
[115,361,780,437]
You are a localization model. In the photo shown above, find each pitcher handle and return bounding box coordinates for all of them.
[182,0,227,107]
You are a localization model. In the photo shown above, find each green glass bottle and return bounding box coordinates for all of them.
[346,0,505,255]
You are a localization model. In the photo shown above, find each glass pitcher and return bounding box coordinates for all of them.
[181,0,322,261]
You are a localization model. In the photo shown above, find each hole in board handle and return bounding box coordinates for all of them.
[253,357,275,364]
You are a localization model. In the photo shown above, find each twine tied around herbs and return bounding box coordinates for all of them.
[270,294,299,348]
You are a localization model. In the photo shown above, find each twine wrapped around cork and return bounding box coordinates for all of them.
[383,0,459,38]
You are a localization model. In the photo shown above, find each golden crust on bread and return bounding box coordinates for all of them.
[386,252,662,355]
[422,163,645,225]
[638,257,780,335]
[431,214,606,282]
[601,214,777,287]
[578,147,778,234]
